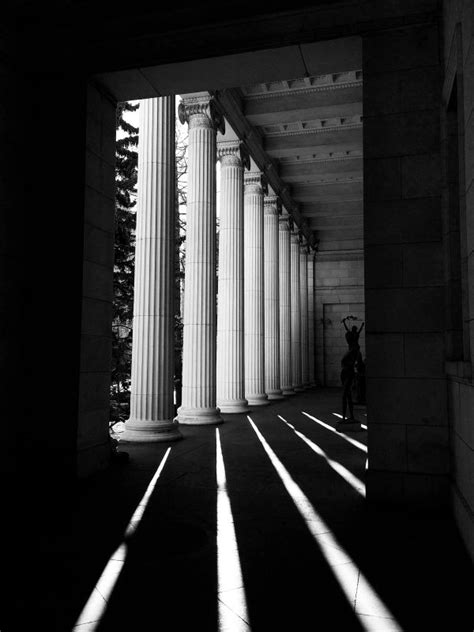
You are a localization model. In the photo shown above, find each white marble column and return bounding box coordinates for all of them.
[300,239,310,388]
[264,195,283,399]
[176,93,223,425]
[123,97,182,442]
[290,229,303,391]
[279,210,294,395]
[244,170,268,406]
[216,139,249,413]
[307,249,316,387]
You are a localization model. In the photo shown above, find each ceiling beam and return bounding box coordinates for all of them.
[244,87,362,126]
[265,126,362,157]
[310,216,362,230]
[292,180,363,202]
[302,200,362,215]
[280,157,363,182]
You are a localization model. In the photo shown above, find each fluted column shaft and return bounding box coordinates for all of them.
[264,196,283,399]
[177,94,223,425]
[216,142,249,413]
[123,97,181,442]
[300,244,310,387]
[308,251,316,386]
[244,172,268,405]
[290,230,303,391]
[279,214,294,395]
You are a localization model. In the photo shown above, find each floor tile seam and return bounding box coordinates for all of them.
[217,596,251,626]
[353,568,362,611]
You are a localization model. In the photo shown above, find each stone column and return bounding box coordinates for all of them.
[123,97,182,442]
[176,93,223,425]
[300,239,310,388]
[290,229,303,391]
[264,195,283,399]
[279,210,294,395]
[216,139,249,413]
[244,170,268,406]
[307,249,316,387]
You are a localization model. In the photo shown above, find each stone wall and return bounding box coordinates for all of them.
[363,21,450,507]
[443,0,474,561]
[77,81,117,478]
[315,251,365,386]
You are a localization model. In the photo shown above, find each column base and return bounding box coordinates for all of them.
[293,386,305,392]
[121,418,182,443]
[217,399,250,414]
[176,406,223,425]
[282,388,296,396]
[267,391,285,400]
[247,394,269,406]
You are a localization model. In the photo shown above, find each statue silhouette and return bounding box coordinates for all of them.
[339,316,365,424]
[342,316,364,350]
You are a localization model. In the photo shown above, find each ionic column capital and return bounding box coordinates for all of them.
[217,140,241,167]
[216,139,251,170]
[178,92,225,133]
[264,195,279,215]
[244,170,264,194]
[290,228,300,245]
[299,233,309,254]
[279,211,291,231]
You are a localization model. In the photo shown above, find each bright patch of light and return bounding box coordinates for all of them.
[125,447,171,537]
[216,430,251,631]
[302,411,367,453]
[247,416,401,632]
[73,448,171,631]
[73,543,127,630]
[278,415,365,497]
[332,412,368,432]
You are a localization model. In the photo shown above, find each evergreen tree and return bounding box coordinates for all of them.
[110,100,188,422]
[110,101,139,423]
[174,124,188,410]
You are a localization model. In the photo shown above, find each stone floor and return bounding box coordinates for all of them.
[24,389,473,631]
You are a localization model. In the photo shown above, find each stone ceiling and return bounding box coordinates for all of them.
[96,33,363,251]
[215,69,363,252]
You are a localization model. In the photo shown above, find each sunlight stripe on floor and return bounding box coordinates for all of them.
[332,412,368,431]
[302,411,367,453]
[247,416,402,632]
[278,415,365,497]
[216,429,251,632]
[73,448,172,631]
[125,447,171,537]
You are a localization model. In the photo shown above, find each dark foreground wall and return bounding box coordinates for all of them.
[363,23,449,504]
[443,0,474,562]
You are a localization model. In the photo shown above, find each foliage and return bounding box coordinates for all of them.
[110,101,188,422]
[110,101,139,424]
[174,122,188,408]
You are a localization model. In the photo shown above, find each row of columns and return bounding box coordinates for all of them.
[122,94,316,442]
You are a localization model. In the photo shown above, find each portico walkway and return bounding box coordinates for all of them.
[35,389,472,631]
